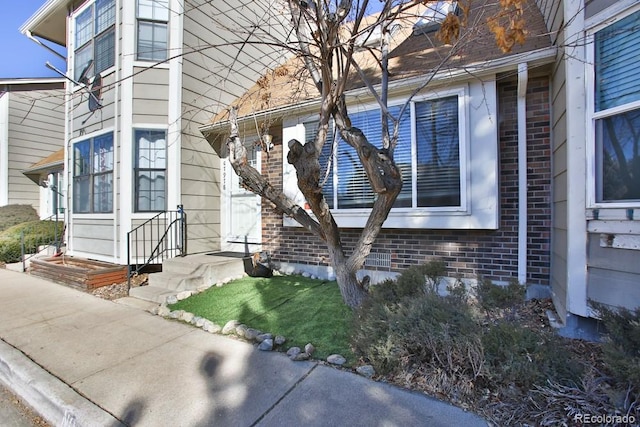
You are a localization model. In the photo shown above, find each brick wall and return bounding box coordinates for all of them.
[261,75,551,285]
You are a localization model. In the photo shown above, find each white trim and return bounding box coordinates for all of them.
[584,0,640,30]
[588,220,640,234]
[0,78,65,85]
[132,61,170,69]
[167,0,183,212]
[282,80,499,230]
[112,0,121,262]
[0,93,9,206]
[585,4,640,209]
[19,0,66,35]
[131,125,169,213]
[517,63,528,284]
[67,250,121,264]
[72,213,115,220]
[69,126,116,144]
[564,0,588,317]
[119,0,136,264]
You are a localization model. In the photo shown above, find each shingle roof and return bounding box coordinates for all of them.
[210,0,551,124]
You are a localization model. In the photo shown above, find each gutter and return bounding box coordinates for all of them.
[24,31,66,62]
[517,63,528,284]
[200,46,557,139]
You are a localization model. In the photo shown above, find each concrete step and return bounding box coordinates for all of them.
[129,286,177,304]
[148,271,203,291]
[147,254,246,293]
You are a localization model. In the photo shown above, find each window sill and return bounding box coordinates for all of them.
[70,213,114,220]
[586,207,639,221]
[283,205,498,230]
[133,61,170,69]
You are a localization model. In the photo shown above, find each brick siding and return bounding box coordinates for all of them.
[261,75,551,285]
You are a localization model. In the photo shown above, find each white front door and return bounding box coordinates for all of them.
[222,140,262,253]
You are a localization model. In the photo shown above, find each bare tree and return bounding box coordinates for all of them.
[222,0,529,307]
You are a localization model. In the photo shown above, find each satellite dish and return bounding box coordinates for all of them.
[88,74,102,112]
[78,60,93,85]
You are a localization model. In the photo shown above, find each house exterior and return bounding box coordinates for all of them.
[21,0,290,264]
[534,0,640,319]
[202,1,557,287]
[0,79,65,218]
[23,148,66,220]
[202,0,640,325]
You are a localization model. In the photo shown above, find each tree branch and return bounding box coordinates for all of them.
[227,108,324,238]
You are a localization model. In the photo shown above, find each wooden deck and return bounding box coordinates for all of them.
[30,256,128,291]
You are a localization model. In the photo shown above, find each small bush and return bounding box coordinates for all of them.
[477,278,525,310]
[353,284,484,400]
[482,321,582,390]
[0,220,63,263]
[597,305,640,387]
[0,204,39,232]
[370,260,447,303]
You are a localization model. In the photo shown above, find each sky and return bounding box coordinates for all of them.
[0,1,67,79]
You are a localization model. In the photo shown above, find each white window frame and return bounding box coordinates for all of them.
[71,0,116,82]
[133,127,168,213]
[282,81,498,230]
[586,3,640,209]
[136,0,170,62]
[71,129,115,215]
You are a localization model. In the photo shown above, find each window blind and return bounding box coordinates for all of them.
[415,96,461,207]
[595,10,640,112]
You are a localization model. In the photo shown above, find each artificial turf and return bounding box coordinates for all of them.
[168,275,354,361]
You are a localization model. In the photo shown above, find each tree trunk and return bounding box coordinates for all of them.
[332,251,368,308]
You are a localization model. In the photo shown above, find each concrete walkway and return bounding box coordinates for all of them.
[0,269,487,427]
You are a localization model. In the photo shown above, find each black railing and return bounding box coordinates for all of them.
[21,215,65,272]
[127,205,187,289]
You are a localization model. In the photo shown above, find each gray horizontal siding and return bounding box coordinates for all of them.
[132,67,169,123]
[72,72,116,136]
[7,89,64,210]
[71,218,115,258]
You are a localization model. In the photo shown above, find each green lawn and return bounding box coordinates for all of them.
[168,275,354,361]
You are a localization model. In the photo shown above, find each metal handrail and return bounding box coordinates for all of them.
[20,214,65,272]
[127,205,187,289]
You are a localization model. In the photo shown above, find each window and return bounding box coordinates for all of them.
[134,129,167,212]
[74,0,116,80]
[137,0,169,61]
[73,133,114,213]
[593,9,640,203]
[413,1,458,34]
[306,93,462,211]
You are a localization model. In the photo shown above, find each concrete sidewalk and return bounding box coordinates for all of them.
[0,269,487,426]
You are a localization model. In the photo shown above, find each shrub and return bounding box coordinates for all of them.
[0,220,63,263]
[481,321,582,390]
[477,278,525,310]
[0,204,39,232]
[370,260,447,303]
[353,284,484,400]
[597,305,640,387]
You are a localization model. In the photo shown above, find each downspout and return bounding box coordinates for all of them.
[0,93,9,205]
[517,63,528,284]
[23,31,66,61]
[113,0,121,263]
